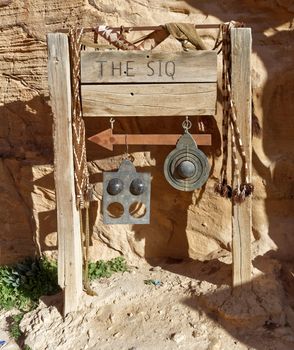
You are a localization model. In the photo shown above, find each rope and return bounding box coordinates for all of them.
[69,28,91,208]
[69,28,96,295]
[95,25,142,50]
[214,22,254,203]
[215,24,232,198]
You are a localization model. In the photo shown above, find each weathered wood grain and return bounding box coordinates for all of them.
[81,83,216,117]
[81,50,217,84]
[47,33,83,315]
[88,128,212,150]
[231,28,252,288]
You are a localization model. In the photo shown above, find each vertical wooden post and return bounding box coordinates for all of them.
[47,33,83,314]
[231,28,252,287]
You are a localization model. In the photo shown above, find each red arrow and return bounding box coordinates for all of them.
[88,128,211,151]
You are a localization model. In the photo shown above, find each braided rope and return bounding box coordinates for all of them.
[215,22,254,203]
[69,28,91,209]
[221,25,230,190]
[215,23,233,198]
[95,25,141,50]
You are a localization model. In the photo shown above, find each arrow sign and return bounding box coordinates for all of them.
[88,128,211,151]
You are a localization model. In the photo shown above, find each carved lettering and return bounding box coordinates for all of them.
[126,61,135,76]
[158,60,162,77]
[96,59,177,79]
[111,61,122,76]
[147,61,155,76]
[97,60,107,77]
[165,61,176,80]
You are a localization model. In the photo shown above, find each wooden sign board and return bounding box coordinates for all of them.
[81,51,217,83]
[80,50,217,117]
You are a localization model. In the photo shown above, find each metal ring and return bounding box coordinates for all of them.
[182,119,192,132]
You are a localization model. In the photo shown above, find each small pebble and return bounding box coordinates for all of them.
[170,332,185,343]
[149,266,162,272]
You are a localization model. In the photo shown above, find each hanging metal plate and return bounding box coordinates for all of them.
[164,133,210,191]
[103,159,151,224]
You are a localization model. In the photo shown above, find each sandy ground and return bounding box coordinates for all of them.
[1,257,294,350]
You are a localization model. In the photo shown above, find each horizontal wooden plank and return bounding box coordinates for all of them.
[81,51,217,84]
[81,83,216,117]
[88,128,212,150]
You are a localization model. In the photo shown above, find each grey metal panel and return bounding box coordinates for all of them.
[103,160,151,225]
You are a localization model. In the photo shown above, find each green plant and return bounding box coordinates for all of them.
[23,345,32,350]
[88,256,128,280]
[8,314,34,349]
[0,257,59,311]
[9,313,24,341]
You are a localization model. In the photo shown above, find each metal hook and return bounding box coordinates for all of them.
[110,118,115,130]
[182,116,192,133]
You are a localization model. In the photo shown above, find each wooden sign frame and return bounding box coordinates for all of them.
[80,50,217,117]
[47,26,252,315]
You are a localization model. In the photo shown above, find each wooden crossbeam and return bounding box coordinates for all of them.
[57,24,222,33]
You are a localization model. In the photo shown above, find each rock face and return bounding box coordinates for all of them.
[0,0,293,264]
